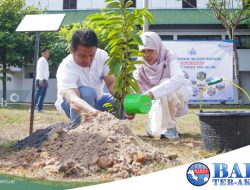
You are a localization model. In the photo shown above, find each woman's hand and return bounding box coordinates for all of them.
[146,91,154,100]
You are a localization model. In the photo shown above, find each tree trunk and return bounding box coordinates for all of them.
[2,62,7,106]
[1,48,7,107]
[230,28,243,104]
[233,45,243,104]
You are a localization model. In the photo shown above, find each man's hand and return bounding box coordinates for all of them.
[62,88,98,115]
[39,80,45,88]
[92,109,101,117]
[124,112,135,120]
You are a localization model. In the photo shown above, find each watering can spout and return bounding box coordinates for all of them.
[124,94,152,114]
[207,78,223,86]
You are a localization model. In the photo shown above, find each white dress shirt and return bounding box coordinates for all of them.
[36,57,49,80]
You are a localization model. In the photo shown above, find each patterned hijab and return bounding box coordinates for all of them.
[134,32,175,93]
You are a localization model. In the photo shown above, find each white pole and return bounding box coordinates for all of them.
[143,0,149,32]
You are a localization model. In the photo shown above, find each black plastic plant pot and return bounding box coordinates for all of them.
[196,111,250,152]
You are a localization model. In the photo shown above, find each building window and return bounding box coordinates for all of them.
[124,0,136,7]
[63,0,77,10]
[160,35,174,41]
[226,35,250,49]
[178,35,222,41]
[182,0,197,8]
[24,65,33,78]
[243,0,250,9]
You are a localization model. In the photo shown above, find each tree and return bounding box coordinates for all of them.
[0,0,40,105]
[40,32,68,78]
[86,0,155,117]
[208,0,250,103]
[59,0,154,118]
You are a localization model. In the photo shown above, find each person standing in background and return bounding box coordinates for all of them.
[34,48,50,112]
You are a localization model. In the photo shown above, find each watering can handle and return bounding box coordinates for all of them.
[207,78,223,86]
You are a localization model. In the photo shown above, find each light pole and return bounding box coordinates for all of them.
[143,0,149,32]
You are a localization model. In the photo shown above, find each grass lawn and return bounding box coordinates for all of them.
[0,104,249,185]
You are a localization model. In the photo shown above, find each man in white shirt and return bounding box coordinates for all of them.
[34,48,49,112]
[55,29,132,128]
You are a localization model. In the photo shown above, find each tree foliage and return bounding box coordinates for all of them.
[86,0,155,116]
[40,32,68,77]
[59,0,155,117]
[0,0,40,103]
[208,0,250,103]
[0,0,68,104]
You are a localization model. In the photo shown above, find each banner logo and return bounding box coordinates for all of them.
[212,163,250,186]
[187,162,210,186]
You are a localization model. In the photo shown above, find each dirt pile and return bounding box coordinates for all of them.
[1,112,169,179]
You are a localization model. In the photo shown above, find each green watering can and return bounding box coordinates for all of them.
[124,94,152,114]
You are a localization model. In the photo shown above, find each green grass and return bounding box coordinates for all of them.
[0,105,69,147]
[0,173,102,190]
[0,104,249,184]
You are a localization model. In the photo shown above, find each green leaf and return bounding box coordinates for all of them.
[114,63,121,76]
[126,64,136,74]
[106,57,115,71]
[129,41,138,45]
[108,16,123,20]
[143,11,156,24]
[130,32,143,45]
[108,30,119,39]
[110,45,122,54]
[127,77,140,93]
[133,60,144,65]
[133,7,137,15]
[105,10,122,16]
[124,0,133,8]
[114,72,124,92]
[106,2,121,9]
[130,50,144,57]
[89,17,106,22]
[107,38,124,49]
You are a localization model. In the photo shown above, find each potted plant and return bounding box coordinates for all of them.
[197,78,250,152]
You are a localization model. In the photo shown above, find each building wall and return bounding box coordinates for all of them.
[25,0,50,9]
[5,1,247,104]
[240,72,250,104]
[25,0,242,10]
[19,78,57,103]
[0,70,57,104]
[239,50,250,71]
[1,37,249,104]
[48,0,63,10]
[78,0,107,9]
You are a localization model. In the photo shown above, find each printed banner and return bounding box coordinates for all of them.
[163,41,234,103]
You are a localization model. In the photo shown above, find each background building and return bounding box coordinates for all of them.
[1,0,249,104]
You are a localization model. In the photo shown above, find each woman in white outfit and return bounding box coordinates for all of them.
[134,32,192,139]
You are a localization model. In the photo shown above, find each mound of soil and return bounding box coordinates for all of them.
[0,112,169,179]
